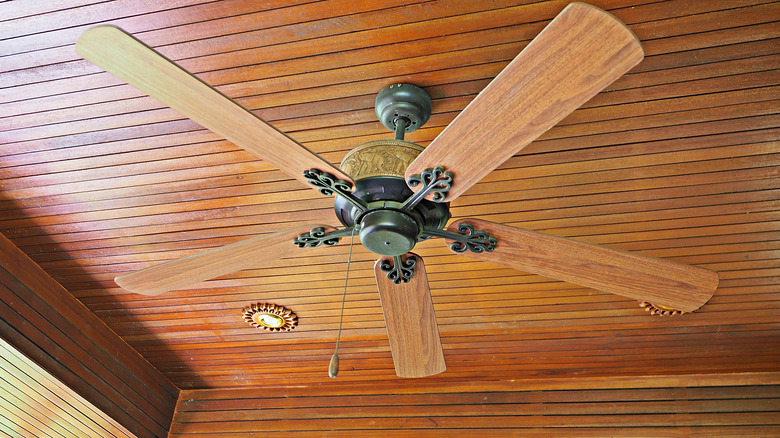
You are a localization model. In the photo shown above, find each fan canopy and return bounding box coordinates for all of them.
[335,139,451,257]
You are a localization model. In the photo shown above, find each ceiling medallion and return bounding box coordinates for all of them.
[242,303,298,331]
[639,301,685,316]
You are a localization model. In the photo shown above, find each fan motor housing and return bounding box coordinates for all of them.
[333,177,450,254]
[358,209,419,256]
[335,86,447,257]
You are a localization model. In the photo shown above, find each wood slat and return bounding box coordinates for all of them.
[170,374,780,435]
[0,0,778,433]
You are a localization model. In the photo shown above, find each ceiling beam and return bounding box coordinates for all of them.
[0,231,179,438]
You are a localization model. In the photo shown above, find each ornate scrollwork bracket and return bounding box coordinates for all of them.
[303,168,368,213]
[293,227,357,248]
[423,223,497,253]
[401,166,453,212]
[380,255,417,284]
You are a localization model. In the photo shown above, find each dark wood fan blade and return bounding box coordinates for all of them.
[374,254,445,378]
[447,219,718,312]
[406,3,644,201]
[76,25,352,191]
[115,225,334,295]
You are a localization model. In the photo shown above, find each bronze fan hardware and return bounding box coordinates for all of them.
[80,3,719,379]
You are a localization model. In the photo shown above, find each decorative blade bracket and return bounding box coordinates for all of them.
[380,255,417,284]
[304,169,368,213]
[294,226,357,248]
[401,166,453,212]
[424,223,497,253]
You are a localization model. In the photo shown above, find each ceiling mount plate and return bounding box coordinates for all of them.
[375,83,432,134]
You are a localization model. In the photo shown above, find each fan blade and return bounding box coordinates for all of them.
[76,25,352,191]
[374,254,445,378]
[115,225,334,295]
[447,219,718,312]
[406,3,643,201]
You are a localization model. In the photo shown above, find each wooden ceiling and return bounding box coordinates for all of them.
[0,336,134,437]
[2,0,779,399]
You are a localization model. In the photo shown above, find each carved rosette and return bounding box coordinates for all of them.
[340,140,425,180]
[242,303,298,331]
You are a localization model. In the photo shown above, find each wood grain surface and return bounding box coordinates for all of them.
[172,374,780,436]
[375,254,445,378]
[448,218,719,312]
[0,2,778,432]
[75,25,353,191]
[116,225,335,295]
[406,2,644,200]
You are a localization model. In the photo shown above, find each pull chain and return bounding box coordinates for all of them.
[329,227,357,378]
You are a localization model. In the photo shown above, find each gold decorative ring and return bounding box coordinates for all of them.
[243,303,298,331]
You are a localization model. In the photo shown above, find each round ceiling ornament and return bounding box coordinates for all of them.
[242,303,298,331]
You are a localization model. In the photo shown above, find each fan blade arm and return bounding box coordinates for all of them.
[406,3,644,201]
[115,224,337,295]
[446,219,718,312]
[76,25,353,192]
[374,253,446,378]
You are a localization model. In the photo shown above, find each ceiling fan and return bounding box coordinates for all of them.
[76,3,719,378]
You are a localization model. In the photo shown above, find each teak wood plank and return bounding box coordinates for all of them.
[169,410,780,432]
[5,116,776,219]
[445,218,720,312]
[373,254,446,378]
[0,339,134,438]
[0,297,168,437]
[5,140,774,233]
[114,224,335,295]
[0,0,537,87]
[4,126,776,227]
[0,270,172,427]
[18,177,778,267]
[5,138,776,241]
[0,0,762,104]
[0,233,176,398]
[0,142,778,234]
[75,25,353,191]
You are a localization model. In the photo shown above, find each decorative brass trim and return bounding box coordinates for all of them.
[340,140,424,180]
[242,303,298,331]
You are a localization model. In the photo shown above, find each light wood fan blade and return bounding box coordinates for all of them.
[76,25,352,191]
[115,225,334,295]
[406,3,644,201]
[447,219,718,312]
[374,254,445,378]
